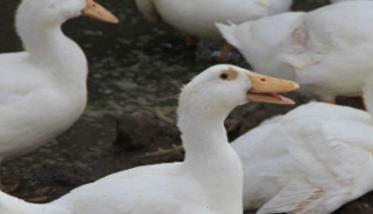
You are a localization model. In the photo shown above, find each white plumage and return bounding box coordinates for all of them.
[0,0,88,163]
[217,1,373,102]
[233,100,373,213]
[0,0,117,185]
[136,0,293,39]
[0,65,298,214]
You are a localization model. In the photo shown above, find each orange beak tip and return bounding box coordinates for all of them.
[82,0,119,24]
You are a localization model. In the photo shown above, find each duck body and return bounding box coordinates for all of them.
[0,65,245,214]
[233,102,373,213]
[27,66,248,214]
[136,0,293,39]
[0,0,119,164]
[54,115,245,214]
[0,65,299,214]
[0,48,87,161]
[0,0,90,162]
[1,161,241,214]
[218,1,373,101]
[53,156,242,214]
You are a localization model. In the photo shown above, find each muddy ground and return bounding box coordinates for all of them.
[0,0,372,213]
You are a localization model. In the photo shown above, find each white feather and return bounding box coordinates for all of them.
[233,102,373,214]
[135,0,293,39]
[217,1,373,100]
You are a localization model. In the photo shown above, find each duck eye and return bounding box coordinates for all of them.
[220,68,238,81]
[220,73,229,80]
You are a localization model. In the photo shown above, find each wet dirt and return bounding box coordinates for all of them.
[0,0,372,213]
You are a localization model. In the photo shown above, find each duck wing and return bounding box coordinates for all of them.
[257,121,373,214]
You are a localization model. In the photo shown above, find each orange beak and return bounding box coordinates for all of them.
[82,0,119,24]
[247,72,299,105]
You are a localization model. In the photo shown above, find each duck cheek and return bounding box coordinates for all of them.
[63,9,81,20]
[237,95,249,106]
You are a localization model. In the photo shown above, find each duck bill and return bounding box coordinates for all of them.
[82,0,119,24]
[247,72,299,105]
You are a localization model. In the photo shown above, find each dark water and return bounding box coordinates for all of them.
[2,0,373,213]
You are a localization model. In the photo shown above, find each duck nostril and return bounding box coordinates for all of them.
[260,78,266,82]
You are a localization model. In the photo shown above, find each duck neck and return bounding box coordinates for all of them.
[178,111,238,166]
[16,15,88,91]
[177,110,243,212]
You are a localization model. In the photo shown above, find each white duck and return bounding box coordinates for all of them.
[232,72,373,213]
[0,0,118,189]
[217,1,373,103]
[135,0,293,40]
[0,65,298,214]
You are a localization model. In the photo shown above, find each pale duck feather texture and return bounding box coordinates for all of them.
[136,0,293,39]
[217,1,373,100]
[0,65,258,214]
[0,0,89,161]
[232,102,373,214]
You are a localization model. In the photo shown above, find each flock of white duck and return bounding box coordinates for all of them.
[1,0,373,213]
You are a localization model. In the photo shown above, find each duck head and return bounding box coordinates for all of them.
[178,65,299,120]
[16,0,118,27]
